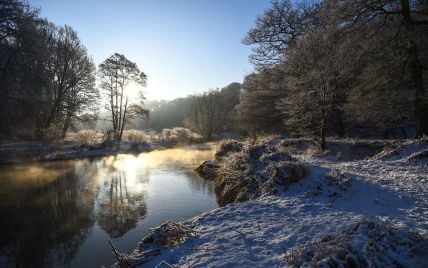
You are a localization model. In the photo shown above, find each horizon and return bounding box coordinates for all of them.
[29,0,272,101]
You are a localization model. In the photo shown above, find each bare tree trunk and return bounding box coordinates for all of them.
[119,97,128,142]
[114,70,120,141]
[61,114,72,139]
[321,113,327,150]
[400,126,407,138]
[401,0,428,137]
[45,97,62,129]
[336,111,345,137]
[118,83,124,141]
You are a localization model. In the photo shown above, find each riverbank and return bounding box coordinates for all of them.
[0,138,204,165]
[0,141,158,164]
[120,137,428,267]
[0,128,204,165]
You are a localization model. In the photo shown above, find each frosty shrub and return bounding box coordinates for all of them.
[160,127,201,144]
[123,130,149,146]
[140,220,199,247]
[196,136,307,206]
[285,219,427,267]
[73,130,102,147]
[278,138,321,155]
[39,125,64,141]
[101,129,114,145]
[214,140,243,160]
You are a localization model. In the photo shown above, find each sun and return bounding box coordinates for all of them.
[124,81,144,101]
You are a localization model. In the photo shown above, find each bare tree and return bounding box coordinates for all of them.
[334,0,428,137]
[99,53,148,142]
[185,90,225,139]
[234,71,285,136]
[280,27,346,148]
[243,0,320,69]
[43,25,98,137]
[0,1,97,139]
[0,0,41,137]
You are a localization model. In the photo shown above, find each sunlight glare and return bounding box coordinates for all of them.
[124,81,144,101]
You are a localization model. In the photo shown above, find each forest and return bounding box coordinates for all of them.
[1,0,427,149]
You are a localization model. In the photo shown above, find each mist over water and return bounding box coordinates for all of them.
[0,144,218,267]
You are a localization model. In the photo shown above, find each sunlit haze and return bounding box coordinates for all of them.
[28,0,271,100]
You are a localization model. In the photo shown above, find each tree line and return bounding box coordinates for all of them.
[2,0,426,146]
[238,0,428,149]
[0,0,147,141]
[136,82,241,139]
[138,0,427,147]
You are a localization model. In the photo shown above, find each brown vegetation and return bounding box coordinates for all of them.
[196,137,308,206]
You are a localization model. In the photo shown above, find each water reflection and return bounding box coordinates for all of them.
[0,143,218,267]
[0,160,99,267]
[97,156,147,238]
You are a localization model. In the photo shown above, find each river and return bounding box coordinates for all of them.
[0,143,218,267]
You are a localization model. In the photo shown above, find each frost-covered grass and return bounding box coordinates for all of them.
[65,129,103,146]
[200,138,307,206]
[64,128,201,148]
[124,137,428,267]
[0,128,203,164]
[159,127,202,145]
[122,130,151,146]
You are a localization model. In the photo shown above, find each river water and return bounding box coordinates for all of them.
[0,143,218,267]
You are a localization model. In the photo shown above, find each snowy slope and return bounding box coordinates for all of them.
[126,139,428,267]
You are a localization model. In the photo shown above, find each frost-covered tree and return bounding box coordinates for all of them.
[333,0,428,137]
[279,26,349,149]
[0,0,98,139]
[99,53,148,142]
[234,71,285,136]
[185,90,225,139]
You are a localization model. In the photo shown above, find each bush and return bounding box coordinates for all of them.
[123,130,149,146]
[160,127,201,144]
[101,129,114,145]
[214,140,243,160]
[196,136,307,206]
[66,130,102,147]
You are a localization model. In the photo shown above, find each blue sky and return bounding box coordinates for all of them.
[29,0,272,100]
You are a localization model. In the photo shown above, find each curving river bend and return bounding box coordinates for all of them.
[0,143,218,267]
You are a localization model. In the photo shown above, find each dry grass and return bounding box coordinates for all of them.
[122,130,150,145]
[160,127,202,144]
[197,137,308,206]
[64,127,202,148]
[284,220,427,267]
[65,130,103,146]
[140,220,200,247]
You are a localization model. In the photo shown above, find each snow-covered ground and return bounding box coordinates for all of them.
[123,139,428,267]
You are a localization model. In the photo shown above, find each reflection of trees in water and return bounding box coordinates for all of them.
[97,165,147,238]
[182,169,215,196]
[0,147,216,267]
[0,159,99,267]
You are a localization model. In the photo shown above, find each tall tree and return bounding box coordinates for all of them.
[0,0,41,137]
[0,1,97,139]
[43,25,98,137]
[279,25,348,149]
[185,90,225,139]
[243,0,320,69]
[99,53,148,142]
[334,0,428,137]
[235,71,285,136]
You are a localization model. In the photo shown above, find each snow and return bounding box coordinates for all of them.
[124,139,428,267]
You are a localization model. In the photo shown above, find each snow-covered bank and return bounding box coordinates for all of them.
[0,140,166,164]
[120,138,428,267]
